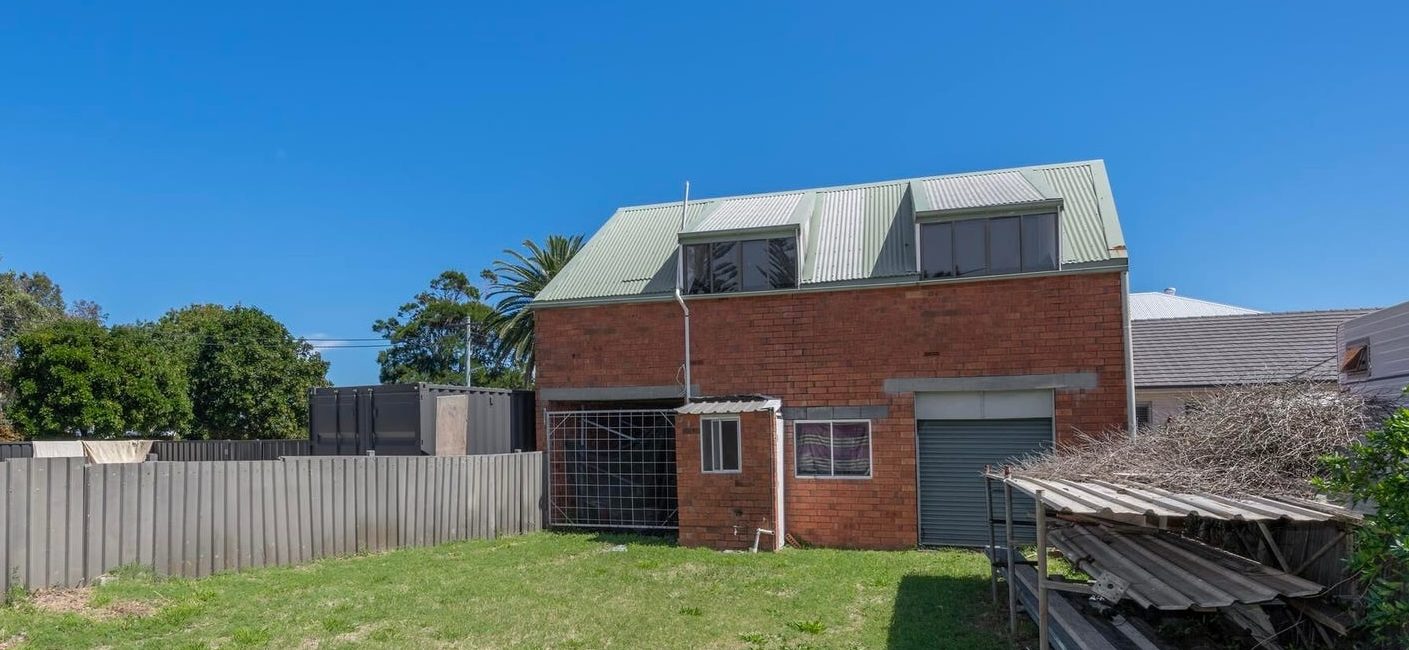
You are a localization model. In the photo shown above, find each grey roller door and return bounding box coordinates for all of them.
[916,418,1052,547]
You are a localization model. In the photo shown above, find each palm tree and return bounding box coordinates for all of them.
[481,234,584,377]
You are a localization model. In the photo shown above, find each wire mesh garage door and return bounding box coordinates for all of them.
[545,410,678,530]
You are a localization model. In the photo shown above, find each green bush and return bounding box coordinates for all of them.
[1317,404,1409,646]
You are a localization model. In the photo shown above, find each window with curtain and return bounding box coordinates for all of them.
[794,421,871,478]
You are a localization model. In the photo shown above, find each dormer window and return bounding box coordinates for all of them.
[683,237,798,294]
[920,213,1058,279]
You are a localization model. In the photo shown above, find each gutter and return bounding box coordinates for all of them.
[529,261,1132,310]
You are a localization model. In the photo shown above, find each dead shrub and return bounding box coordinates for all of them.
[1014,382,1383,496]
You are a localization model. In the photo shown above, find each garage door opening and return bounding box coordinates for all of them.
[915,390,1053,547]
[545,409,678,530]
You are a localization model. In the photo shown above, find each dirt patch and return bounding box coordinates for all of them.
[29,587,156,620]
[335,624,376,644]
[30,587,94,615]
[0,634,26,650]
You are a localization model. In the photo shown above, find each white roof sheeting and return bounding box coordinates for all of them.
[1130,292,1261,320]
[676,397,781,415]
[999,474,1360,523]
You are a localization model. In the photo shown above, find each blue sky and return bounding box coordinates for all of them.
[2,2,1404,385]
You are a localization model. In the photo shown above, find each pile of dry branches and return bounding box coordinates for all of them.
[1014,382,1382,497]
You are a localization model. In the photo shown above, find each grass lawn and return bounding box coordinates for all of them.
[0,532,1012,649]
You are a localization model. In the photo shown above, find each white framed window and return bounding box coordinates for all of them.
[794,420,872,479]
[700,417,742,473]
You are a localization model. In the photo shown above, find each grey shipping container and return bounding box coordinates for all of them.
[0,442,33,460]
[309,384,535,456]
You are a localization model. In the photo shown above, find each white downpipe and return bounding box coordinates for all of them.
[675,181,692,401]
[1121,270,1136,438]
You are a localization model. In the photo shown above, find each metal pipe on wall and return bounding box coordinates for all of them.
[985,469,997,604]
[1004,478,1017,637]
[1121,270,1136,437]
[674,181,692,400]
[1036,488,1050,650]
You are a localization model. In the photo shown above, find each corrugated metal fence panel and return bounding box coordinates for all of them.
[0,442,33,459]
[1,458,87,588]
[150,439,313,461]
[917,418,1052,547]
[0,452,544,598]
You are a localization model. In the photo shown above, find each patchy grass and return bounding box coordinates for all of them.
[0,532,1012,649]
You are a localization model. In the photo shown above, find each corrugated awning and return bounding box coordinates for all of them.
[676,397,781,415]
[1050,525,1324,610]
[997,473,1360,523]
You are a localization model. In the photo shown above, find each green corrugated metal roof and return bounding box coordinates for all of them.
[535,160,1127,305]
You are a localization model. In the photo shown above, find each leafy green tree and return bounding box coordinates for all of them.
[480,234,584,376]
[157,304,328,439]
[1318,401,1409,647]
[0,266,105,438]
[5,319,191,437]
[374,270,519,387]
[0,268,105,362]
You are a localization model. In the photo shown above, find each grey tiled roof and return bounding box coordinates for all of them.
[1133,310,1376,387]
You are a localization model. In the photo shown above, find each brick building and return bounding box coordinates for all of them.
[532,161,1132,550]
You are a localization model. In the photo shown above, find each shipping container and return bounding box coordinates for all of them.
[308,384,535,456]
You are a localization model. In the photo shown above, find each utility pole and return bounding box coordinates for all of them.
[465,319,473,387]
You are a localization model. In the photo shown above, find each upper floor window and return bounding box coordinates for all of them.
[920,213,1058,279]
[683,237,798,294]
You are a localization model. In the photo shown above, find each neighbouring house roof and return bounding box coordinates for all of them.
[1129,291,1261,320]
[1133,310,1377,388]
[535,160,1127,305]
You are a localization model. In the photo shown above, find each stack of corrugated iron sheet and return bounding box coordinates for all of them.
[1049,525,1323,611]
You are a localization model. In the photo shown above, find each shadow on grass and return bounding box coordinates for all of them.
[569,530,678,547]
[886,573,1002,650]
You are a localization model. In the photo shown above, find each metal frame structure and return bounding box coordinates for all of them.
[545,409,678,530]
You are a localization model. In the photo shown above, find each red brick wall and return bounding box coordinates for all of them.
[537,271,1128,548]
[676,410,779,550]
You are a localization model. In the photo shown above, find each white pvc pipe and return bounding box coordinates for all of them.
[675,181,692,400]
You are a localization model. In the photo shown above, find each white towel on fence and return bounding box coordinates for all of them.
[81,440,154,464]
[31,440,85,457]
